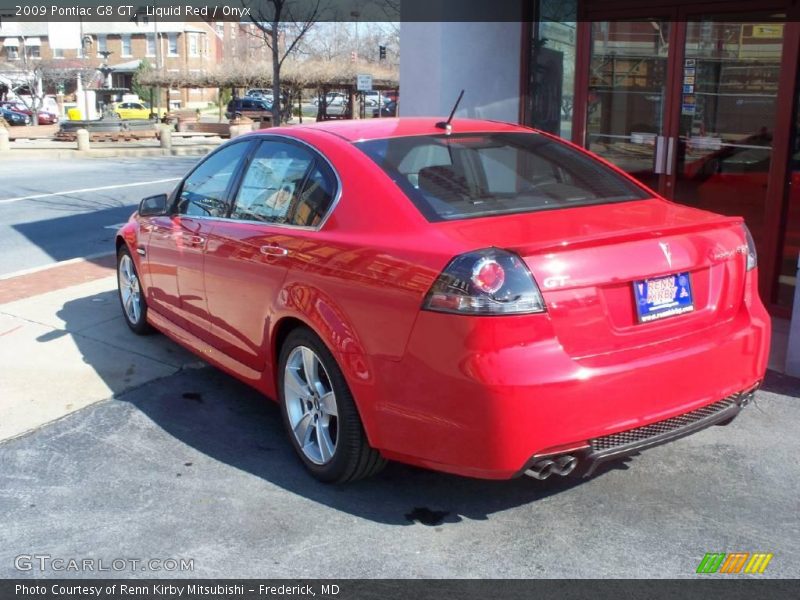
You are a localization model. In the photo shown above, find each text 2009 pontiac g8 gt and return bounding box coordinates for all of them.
[116,118,770,483]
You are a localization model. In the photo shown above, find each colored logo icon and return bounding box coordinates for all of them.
[696,552,773,574]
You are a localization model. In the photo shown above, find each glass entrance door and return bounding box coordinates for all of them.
[586,20,672,192]
[672,20,784,260]
[581,13,790,311]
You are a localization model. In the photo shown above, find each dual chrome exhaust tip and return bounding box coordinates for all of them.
[524,454,578,480]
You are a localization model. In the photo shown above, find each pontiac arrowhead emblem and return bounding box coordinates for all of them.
[659,242,673,268]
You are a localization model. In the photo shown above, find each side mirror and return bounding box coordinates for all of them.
[138,193,169,217]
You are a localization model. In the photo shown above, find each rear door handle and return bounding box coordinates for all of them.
[260,244,289,257]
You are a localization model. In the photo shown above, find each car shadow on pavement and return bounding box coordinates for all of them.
[120,366,625,527]
[54,291,629,527]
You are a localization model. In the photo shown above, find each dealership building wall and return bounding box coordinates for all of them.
[399,22,523,122]
[400,9,800,376]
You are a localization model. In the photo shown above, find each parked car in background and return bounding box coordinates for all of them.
[0,106,30,125]
[372,100,397,117]
[112,101,165,120]
[0,101,57,124]
[246,88,274,101]
[226,97,273,120]
[363,91,391,107]
[116,118,769,484]
[313,92,347,107]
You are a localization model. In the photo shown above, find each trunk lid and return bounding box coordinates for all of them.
[435,199,748,357]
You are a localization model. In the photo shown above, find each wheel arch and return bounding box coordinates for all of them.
[269,293,379,447]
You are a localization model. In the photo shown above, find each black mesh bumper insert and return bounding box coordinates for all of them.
[589,396,740,453]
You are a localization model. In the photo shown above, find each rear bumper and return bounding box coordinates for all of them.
[360,298,770,480]
[520,385,758,479]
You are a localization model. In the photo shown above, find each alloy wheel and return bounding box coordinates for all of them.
[118,253,142,325]
[283,346,339,465]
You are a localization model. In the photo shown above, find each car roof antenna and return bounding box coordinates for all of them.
[436,89,465,133]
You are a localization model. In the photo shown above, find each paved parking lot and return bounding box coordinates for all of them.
[1,281,798,578]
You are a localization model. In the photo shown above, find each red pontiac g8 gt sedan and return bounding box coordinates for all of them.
[116,118,770,483]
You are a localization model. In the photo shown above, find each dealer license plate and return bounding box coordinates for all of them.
[633,272,694,323]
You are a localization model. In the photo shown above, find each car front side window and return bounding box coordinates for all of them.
[176,142,252,217]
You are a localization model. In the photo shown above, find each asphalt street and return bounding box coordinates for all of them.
[1,359,799,578]
[0,157,199,276]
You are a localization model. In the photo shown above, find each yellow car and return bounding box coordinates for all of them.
[113,101,166,120]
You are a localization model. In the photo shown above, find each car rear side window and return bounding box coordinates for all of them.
[231,141,317,224]
[287,163,336,227]
[356,132,649,221]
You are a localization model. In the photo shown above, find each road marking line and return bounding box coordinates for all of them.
[0,251,115,280]
[0,178,181,205]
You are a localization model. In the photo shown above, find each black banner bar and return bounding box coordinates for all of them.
[2,580,800,600]
[0,0,792,23]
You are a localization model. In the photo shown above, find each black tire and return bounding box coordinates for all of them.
[117,247,152,335]
[278,327,386,483]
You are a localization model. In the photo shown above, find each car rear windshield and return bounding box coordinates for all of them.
[355,132,650,221]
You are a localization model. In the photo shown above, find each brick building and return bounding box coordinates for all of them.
[0,21,221,108]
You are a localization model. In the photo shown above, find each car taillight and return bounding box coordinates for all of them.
[743,224,757,271]
[423,248,546,315]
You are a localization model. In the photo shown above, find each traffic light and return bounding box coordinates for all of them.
[379,45,387,61]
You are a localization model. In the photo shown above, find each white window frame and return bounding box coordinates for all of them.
[96,34,107,56]
[146,33,155,57]
[167,33,178,57]
[188,33,198,57]
[121,34,132,57]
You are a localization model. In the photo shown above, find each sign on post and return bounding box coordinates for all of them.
[356,74,373,92]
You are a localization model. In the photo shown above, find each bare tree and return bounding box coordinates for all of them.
[244,0,323,124]
[0,41,47,126]
[5,58,98,125]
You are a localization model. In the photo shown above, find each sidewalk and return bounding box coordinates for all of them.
[0,255,202,442]
[0,136,224,160]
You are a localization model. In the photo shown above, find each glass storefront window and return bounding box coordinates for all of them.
[586,20,670,191]
[527,0,577,139]
[777,71,800,308]
[675,20,783,265]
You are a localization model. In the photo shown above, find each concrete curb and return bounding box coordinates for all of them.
[0,144,221,160]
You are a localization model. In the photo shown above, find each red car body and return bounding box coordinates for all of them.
[117,118,770,480]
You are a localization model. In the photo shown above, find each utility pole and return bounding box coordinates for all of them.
[350,11,359,63]
[154,17,161,117]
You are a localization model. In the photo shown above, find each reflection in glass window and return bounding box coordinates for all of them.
[289,166,336,227]
[778,78,800,307]
[586,20,670,192]
[232,141,314,223]
[527,0,577,139]
[675,18,783,290]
